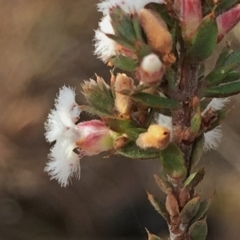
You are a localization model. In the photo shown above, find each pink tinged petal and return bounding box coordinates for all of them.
[75,120,114,155]
[175,0,202,41]
[217,4,240,42]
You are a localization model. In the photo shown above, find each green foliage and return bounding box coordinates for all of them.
[180,197,201,224]
[117,142,160,159]
[81,78,115,116]
[189,220,208,240]
[110,55,139,71]
[160,143,187,179]
[187,15,218,61]
[132,92,179,109]
[184,167,205,190]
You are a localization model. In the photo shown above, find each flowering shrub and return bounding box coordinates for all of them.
[44,0,240,239]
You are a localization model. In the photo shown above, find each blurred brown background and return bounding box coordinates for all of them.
[0,1,239,239]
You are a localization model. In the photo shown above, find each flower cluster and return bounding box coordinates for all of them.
[44,87,118,187]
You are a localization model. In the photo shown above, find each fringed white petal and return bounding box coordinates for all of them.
[203,126,222,152]
[97,0,165,15]
[45,140,81,187]
[156,114,173,140]
[202,98,229,115]
[44,86,81,142]
[94,15,117,62]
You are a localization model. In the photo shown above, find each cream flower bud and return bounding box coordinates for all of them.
[114,73,134,116]
[139,9,175,65]
[136,124,170,150]
[137,53,165,84]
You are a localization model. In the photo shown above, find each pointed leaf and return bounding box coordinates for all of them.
[110,7,136,42]
[215,0,239,16]
[189,220,208,240]
[180,197,201,225]
[132,92,179,109]
[80,105,113,118]
[145,229,163,240]
[179,187,191,208]
[184,167,205,190]
[214,46,231,69]
[160,143,187,179]
[147,192,170,221]
[154,174,172,194]
[187,14,218,60]
[202,81,240,98]
[166,191,180,218]
[110,55,139,71]
[190,199,212,224]
[106,118,144,140]
[117,142,160,159]
[222,71,240,84]
[189,136,204,167]
[190,106,202,134]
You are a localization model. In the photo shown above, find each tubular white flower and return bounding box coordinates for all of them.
[203,126,222,152]
[94,15,117,62]
[97,0,165,15]
[45,139,81,187]
[202,98,229,115]
[45,86,81,143]
[155,113,173,140]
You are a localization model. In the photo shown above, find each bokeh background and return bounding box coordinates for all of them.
[0,1,239,239]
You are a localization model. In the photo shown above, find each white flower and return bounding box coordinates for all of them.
[155,113,173,140]
[97,0,165,15]
[203,126,222,152]
[94,15,117,62]
[45,139,81,187]
[202,98,229,115]
[45,86,81,143]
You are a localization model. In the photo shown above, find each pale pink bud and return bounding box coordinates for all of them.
[75,120,117,155]
[175,0,202,41]
[217,4,240,42]
[136,53,165,84]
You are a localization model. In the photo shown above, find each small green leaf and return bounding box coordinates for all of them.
[106,119,144,141]
[147,192,170,221]
[110,55,139,71]
[190,199,212,224]
[117,142,160,159]
[189,219,208,240]
[214,46,231,69]
[81,78,114,115]
[80,105,113,118]
[202,81,240,98]
[154,174,172,194]
[145,228,164,240]
[189,136,204,167]
[184,167,205,190]
[132,92,179,109]
[205,64,235,86]
[187,14,218,60]
[160,143,187,179]
[190,106,202,134]
[132,13,143,42]
[223,49,240,67]
[110,7,136,42]
[215,0,239,16]
[222,71,240,84]
[180,197,201,225]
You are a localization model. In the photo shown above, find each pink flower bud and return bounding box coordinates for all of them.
[136,53,165,84]
[75,120,117,155]
[175,0,202,41]
[217,4,240,42]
